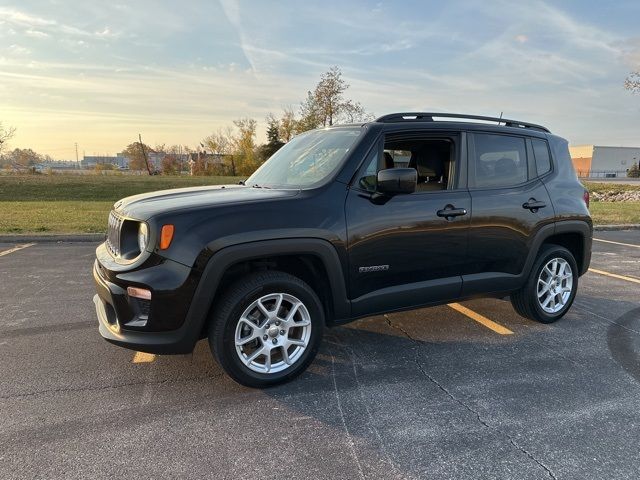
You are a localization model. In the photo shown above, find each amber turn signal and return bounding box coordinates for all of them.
[160,224,174,250]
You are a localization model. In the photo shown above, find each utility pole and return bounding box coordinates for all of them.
[75,142,79,169]
[138,133,152,175]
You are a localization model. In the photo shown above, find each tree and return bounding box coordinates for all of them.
[628,162,640,178]
[299,90,323,131]
[8,148,41,166]
[260,114,285,161]
[162,155,179,174]
[233,118,259,176]
[278,107,298,142]
[203,127,235,175]
[0,122,16,156]
[298,66,372,131]
[122,142,154,171]
[625,72,640,93]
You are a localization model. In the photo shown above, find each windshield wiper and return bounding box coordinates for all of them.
[251,184,270,189]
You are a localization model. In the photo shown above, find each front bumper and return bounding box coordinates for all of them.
[92,248,203,354]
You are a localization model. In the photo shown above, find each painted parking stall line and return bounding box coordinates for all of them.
[593,238,640,249]
[588,268,640,285]
[447,303,514,335]
[0,243,36,257]
[132,352,156,363]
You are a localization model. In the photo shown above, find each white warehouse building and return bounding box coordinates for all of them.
[569,145,640,178]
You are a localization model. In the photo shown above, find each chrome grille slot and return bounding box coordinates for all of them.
[106,211,123,256]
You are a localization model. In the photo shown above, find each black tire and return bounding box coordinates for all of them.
[510,244,578,324]
[208,271,324,388]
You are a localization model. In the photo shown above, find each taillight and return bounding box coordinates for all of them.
[583,189,590,209]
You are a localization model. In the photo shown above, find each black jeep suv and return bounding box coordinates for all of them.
[93,112,592,387]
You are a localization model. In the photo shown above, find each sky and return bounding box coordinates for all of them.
[0,0,639,159]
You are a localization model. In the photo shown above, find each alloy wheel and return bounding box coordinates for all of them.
[537,257,573,314]
[234,293,312,374]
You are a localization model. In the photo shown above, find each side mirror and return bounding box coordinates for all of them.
[377,168,417,195]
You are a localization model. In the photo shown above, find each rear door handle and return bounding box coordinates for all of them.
[522,199,546,212]
[437,205,467,220]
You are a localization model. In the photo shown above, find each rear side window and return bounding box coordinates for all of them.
[532,138,552,175]
[473,133,527,188]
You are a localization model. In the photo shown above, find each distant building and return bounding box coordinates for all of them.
[81,153,130,169]
[188,152,230,174]
[569,145,640,178]
[189,152,228,165]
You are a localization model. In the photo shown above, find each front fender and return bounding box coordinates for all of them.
[178,238,351,348]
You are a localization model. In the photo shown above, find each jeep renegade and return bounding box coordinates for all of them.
[93,112,592,387]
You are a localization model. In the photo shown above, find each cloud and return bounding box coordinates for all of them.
[0,6,109,40]
[6,44,30,56]
[219,0,257,72]
[0,7,55,28]
[514,34,528,44]
[24,28,49,38]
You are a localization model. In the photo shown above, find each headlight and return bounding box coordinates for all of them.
[137,223,149,253]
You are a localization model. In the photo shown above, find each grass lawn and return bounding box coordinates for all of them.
[589,202,640,225]
[0,201,114,233]
[0,174,244,234]
[584,182,640,225]
[0,175,638,234]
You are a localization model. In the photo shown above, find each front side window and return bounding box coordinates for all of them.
[246,127,362,188]
[473,133,527,188]
[354,134,457,193]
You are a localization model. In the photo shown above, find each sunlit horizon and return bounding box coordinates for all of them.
[1,0,639,159]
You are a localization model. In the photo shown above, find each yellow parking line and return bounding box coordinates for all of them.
[593,238,640,249]
[132,352,156,363]
[588,268,640,285]
[447,303,514,335]
[0,243,36,257]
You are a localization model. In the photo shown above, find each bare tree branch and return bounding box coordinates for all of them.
[0,122,16,155]
[625,72,640,94]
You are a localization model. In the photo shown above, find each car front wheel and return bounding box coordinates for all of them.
[209,271,324,388]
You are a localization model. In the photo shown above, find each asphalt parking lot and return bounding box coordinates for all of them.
[1,231,639,480]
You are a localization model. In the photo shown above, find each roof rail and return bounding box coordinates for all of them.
[375,112,550,133]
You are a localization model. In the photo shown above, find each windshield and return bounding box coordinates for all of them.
[246,127,362,188]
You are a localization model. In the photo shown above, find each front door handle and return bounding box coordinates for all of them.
[522,199,546,212]
[437,205,467,220]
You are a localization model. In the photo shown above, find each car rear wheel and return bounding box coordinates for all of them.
[510,244,578,324]
[209,271,324,388]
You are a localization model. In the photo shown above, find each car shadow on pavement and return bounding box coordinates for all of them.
[606,303,640,383]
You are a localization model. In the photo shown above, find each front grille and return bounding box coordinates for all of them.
[106,211,123,256]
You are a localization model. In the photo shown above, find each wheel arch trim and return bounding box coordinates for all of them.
[183,238,350,346]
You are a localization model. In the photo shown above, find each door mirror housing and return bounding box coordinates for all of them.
[376,168,417,195]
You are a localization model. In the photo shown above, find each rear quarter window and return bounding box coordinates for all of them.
[532,138,552,175]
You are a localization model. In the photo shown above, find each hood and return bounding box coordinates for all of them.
[114,184,299,220]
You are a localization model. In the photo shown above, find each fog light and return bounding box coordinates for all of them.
[127,286,151,300]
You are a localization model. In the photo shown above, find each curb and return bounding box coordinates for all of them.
[593,224,640,231]
[0,233,105,243]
